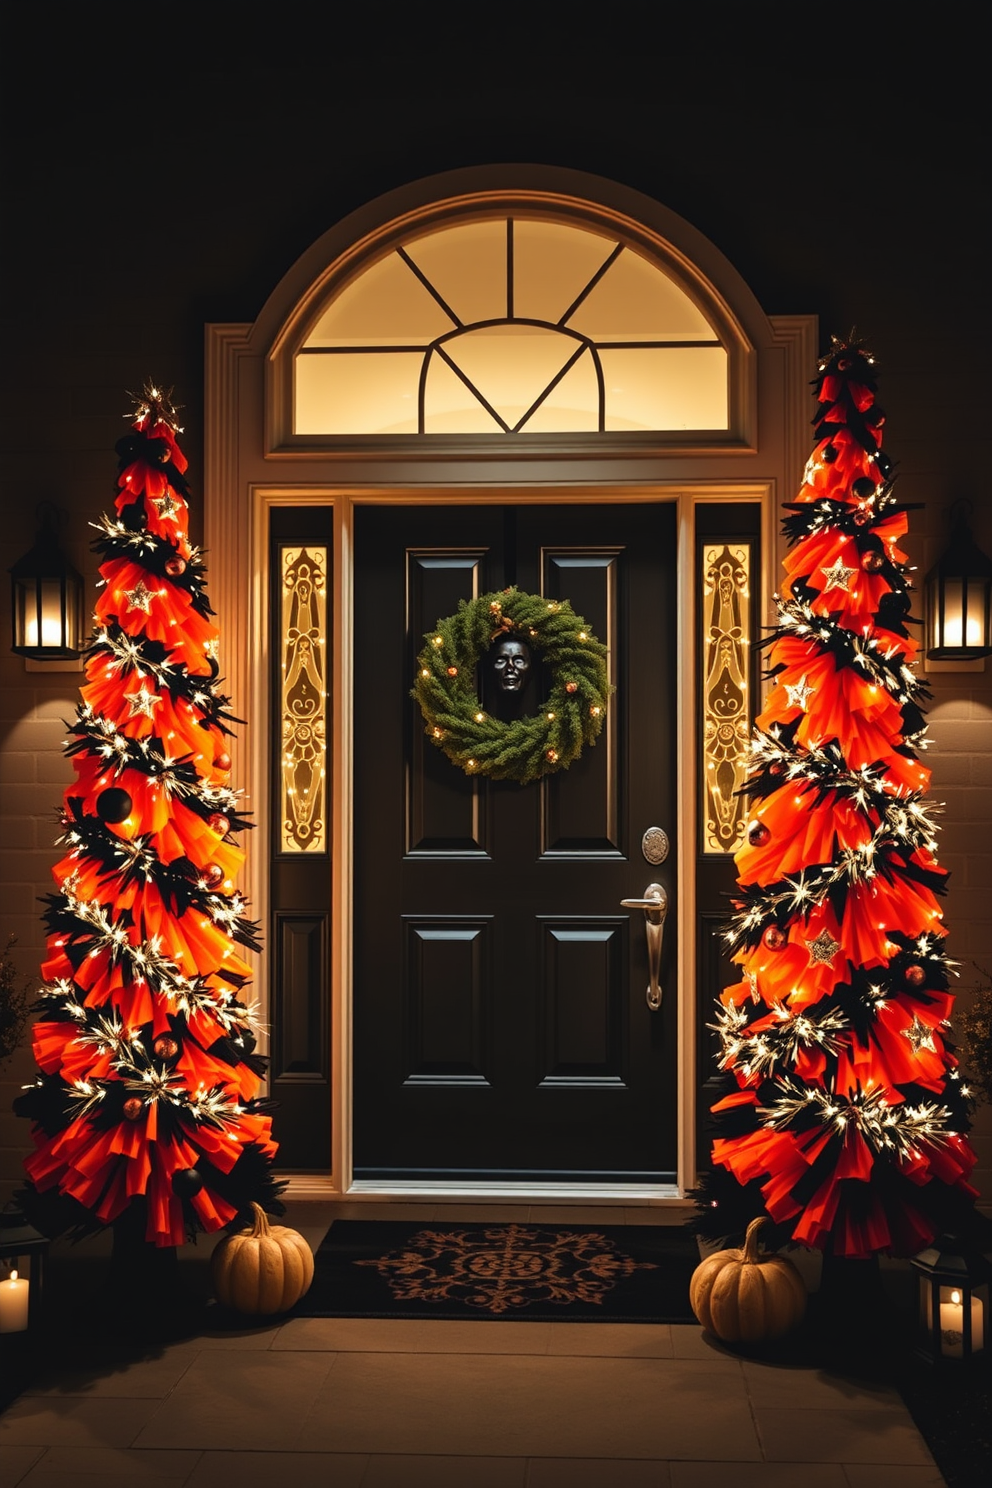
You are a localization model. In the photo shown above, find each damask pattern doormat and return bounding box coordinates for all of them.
[296,1221,698,1322]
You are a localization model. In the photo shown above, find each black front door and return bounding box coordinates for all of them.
[353,502,677,1183]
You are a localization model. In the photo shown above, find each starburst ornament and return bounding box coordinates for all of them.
[123,579,154,614]
[821,557,858,593]
[745,970,760,1004]
[900,1014,938,1055]
[806,929,841,966]
[784,675,815,711]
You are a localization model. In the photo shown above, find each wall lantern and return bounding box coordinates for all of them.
[0,1203,49,1337]
[925,501,992,662]
[9,506,84,661]
[911,1238,989,1364]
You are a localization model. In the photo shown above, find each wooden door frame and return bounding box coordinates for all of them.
[232,480,775,1206]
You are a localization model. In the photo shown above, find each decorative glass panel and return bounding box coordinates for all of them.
[280,545,328,853]
[701,542,751,854]
[296,216,728,435]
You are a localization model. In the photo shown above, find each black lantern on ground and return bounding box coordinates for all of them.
[0,1204,49,1335]
[9,506,84,660]
[911,1238,989,1364]
[925,502,992,661]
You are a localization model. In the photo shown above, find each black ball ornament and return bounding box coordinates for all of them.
[852,477,876,499]
[96,788,133,824]
[748,822,771,847]
[172,1168,204,1196]
[821,444,838,463]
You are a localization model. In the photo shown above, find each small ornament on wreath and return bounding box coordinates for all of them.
[412,589,611,785]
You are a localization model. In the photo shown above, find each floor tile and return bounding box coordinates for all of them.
[24,1347,200,1399]
[132,1350,337,1450]
[184,1450,368,1487]
[295,1352,761,1459]
[272,1317,554,1354]
[741,1359,902,1410]
[179,1314,283,1347]
[15,1446,202,1487]
[841,1466,947,1488]
[755,1406,936,1464]
[545,1323,674,1358]
[670,1466,847,1488]
[0,1445,45,1487]
[0,1397,161,1448]
[362,1455,528,1487]
[669,1326,739,1361]
[526,1458,671,1486]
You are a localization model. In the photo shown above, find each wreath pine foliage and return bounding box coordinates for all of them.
[413,589,611,784]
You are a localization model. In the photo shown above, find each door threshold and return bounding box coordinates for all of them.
[347,1180,682,1201]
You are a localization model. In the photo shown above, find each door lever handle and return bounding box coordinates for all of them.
[620,883,668,1011]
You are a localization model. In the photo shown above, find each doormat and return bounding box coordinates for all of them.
[296,1221,698,1322]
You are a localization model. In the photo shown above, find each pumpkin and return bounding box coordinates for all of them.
[689,1216,806,1343]
[211,1202,315,1315]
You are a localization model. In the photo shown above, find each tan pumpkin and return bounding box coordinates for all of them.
[211,1202,315,1315]
[689,1217,806,1343]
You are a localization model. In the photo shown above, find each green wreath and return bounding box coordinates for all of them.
[412,589,611,784]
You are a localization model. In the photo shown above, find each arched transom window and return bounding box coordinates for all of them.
[294,216,730,435]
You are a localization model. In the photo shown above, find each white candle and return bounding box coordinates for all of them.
[939,1287,984,1358]
[0,1269,29,1333]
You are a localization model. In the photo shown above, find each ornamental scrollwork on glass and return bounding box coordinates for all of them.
[702,543,751,854]
[280,546,327,853]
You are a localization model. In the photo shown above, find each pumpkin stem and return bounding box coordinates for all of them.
[249,1201,271,1238]
[743,1216,768,1263]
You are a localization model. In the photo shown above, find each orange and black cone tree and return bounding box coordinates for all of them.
[16,387,282,1248]
[691,342,984,1259]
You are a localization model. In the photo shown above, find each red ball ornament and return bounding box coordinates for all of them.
[153,1035,180,1061]
[748,822,770,847]
[905,964,926,987]
[203,862,225,888]
[763,925,788,952]
[164,555,187,577]
[565,682,578,694]
[208,813,230,836]
[769,763,785,777]
[214,752,232,772]
[122,1097,144,1122]
[861,550,884,573]
[852,508,872,527]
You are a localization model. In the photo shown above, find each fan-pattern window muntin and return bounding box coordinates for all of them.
[295,217,730,436]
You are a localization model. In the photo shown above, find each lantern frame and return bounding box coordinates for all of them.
[0,1204,49,1335]
[9,509,84,661]
[910,1239,990,1364]
[925,505,992,661]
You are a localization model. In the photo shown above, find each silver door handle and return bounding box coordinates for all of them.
[620,883,668,1011]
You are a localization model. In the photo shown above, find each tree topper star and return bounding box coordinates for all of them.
[123,580,154,614]
[900,1014,938,1055]
[785,675,815,711]
[807,929,841,966]
[821,557,858,593]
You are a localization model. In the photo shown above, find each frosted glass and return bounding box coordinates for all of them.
[404,220,508,326]
[441,324,581,428]
[423,355,504,433]
[513,220,617,325]
[295,352,420,434]
[601,346,728,430]
[569,249,715,342]
[519,349,599,432]
[305,253,455,347]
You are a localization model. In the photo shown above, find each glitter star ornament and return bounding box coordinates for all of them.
[784,675,814,711]
[821,557,858,592]
[124,686,161,719]
[900,1014,938,1055]
[806,929,841,966]
[123,579,154,613]
[694,342,981,1262]
[153,492,181,520]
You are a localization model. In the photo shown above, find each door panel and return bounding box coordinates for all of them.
[353,502,676,1182]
